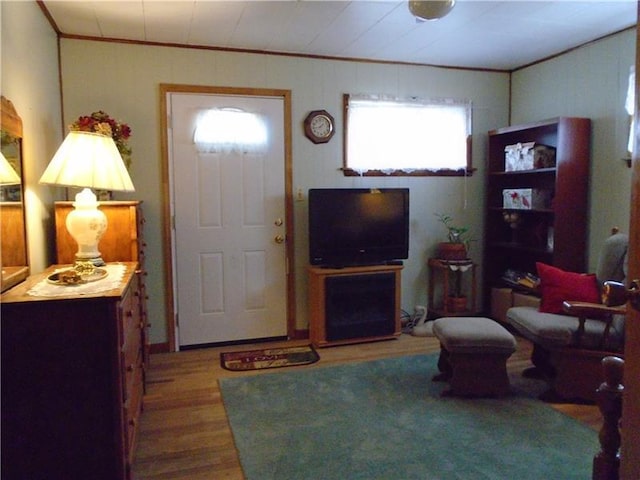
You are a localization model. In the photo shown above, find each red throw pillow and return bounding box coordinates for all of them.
[536,262,600,314]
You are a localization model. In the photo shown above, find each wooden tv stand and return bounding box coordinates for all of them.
[307,264,403,348]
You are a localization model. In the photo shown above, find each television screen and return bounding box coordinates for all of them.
[308,188,409,267]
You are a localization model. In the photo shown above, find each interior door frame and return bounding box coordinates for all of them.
[620,11,640,477]
[159,84,295,352]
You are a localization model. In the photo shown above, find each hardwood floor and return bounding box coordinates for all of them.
[131,334,601,479]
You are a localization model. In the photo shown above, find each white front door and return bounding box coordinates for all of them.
[169,91,288,347]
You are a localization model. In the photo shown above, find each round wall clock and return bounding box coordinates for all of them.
[304,110,335,144]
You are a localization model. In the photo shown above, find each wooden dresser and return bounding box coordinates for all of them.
[55,200,149,368]
[1,263,145,480]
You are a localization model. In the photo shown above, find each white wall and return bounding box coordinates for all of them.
[511,29,635,270]
[1,1,63,274]
[59,39,510,345]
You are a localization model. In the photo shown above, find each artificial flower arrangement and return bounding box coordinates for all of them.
[69,110,132,169]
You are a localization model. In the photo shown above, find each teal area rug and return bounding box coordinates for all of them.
[219,355,597,480]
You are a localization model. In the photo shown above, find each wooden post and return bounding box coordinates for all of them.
[592,356,624,480]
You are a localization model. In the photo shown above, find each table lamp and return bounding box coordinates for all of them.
[0,151,21,185]
[39,130,134,278]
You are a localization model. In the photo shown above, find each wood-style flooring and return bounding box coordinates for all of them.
[131,334,602,479]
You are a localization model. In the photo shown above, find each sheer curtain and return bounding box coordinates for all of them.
[346,94,472,174]
[626,65,635,154]
[194,108,269,154]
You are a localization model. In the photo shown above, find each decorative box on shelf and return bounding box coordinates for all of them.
[504,142,556,171]
[502,188,552,210]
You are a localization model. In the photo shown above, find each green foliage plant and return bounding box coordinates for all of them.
[435,213,472,246]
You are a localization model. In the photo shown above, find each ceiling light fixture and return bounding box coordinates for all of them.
[408,0,456,21]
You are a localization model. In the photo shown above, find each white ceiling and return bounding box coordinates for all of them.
[42,0,637,71]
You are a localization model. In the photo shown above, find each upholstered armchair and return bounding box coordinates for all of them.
[506,230,628,402]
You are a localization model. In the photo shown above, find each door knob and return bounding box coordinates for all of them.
[274,235,285,244]
[602,280,640,310]
[274,218,283,226]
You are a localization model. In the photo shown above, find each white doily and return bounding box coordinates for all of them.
[27,264,127,298]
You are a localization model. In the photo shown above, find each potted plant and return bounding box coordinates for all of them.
[435,213,474,313]
[434,213,472,260]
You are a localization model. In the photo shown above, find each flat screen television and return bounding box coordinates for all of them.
[308,188,409,267]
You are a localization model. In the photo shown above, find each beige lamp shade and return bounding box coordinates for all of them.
[0,151,21,185]
[39,130,134,192]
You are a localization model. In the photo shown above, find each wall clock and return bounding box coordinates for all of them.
[304,110,335,144]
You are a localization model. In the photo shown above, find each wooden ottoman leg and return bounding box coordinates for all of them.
[448,352,512,397]
[432,346,452,382]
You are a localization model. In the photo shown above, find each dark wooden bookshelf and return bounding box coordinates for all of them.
[483,117,591,315]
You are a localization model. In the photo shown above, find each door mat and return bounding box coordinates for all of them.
[220,345,320,371]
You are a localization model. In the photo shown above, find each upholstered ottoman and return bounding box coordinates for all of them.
[432,317,517,397]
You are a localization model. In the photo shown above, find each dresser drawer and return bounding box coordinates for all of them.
[122,331,142,399]
[120,275,140,339]
[124,358,144,463]
[137,277,150,368]
[122,279,142,397]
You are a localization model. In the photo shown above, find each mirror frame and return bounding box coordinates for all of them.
[1,96,29,292]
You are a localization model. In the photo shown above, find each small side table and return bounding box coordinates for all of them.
[427,258,477,318]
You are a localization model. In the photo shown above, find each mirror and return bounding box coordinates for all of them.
[1,96,29,292]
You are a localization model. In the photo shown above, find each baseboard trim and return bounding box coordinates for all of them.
[292,329,309,340]
[150,342,170,354]
[149,332,309,354]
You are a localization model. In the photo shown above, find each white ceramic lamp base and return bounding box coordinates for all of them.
[66,187,107,267]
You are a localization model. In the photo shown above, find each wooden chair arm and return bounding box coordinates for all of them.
[563,301,626,350]
[562,301,626,319]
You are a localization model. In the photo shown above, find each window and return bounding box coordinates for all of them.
[343,94,472,176]
[626,65,635,155]
[194,108,268,154]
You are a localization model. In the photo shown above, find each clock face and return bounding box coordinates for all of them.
[304,110,335,144]
[310,114,333,138]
